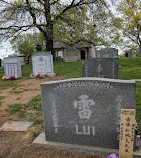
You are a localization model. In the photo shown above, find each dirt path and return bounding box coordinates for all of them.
[0,77,105,158]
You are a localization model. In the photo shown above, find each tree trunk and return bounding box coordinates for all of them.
[45,38,53,53]
[45,20,55,60]
[45,23,53,52]
[44,0,55,59]
[45,38,55,60]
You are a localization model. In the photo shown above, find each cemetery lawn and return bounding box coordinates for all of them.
[119,57,141,79]
[0,57,141,158]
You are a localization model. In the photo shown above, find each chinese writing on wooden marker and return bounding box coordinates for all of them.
[119,109,136,158]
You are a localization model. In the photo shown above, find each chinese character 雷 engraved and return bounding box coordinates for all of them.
[74,95,95,119]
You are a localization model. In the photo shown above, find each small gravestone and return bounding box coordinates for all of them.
[41,78,136,149]
[95,48,118,58]
[128,50,133,57]
[3,56,22,77]
[132,54,136,57]
[32,51,56,77]
[81,58,119,79]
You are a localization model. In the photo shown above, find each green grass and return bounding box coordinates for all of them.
[28,95,42,111]
[0,66,4,77]
[30,130,38,137]
[13,90,23,94]
[119,57,141,79]
[54,61,81,79]
[136,82,141,121]
[6,103,27,116]
[21,63,32,77]
[33,118,43,124]
[0,96,5,106]
[0,96,5,100]
[6,95,42,113]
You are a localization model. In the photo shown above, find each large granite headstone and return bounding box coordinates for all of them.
[41,78,136,149]
[81,58,119,79]
[32,51,56,77]
[95,48,118,58]
[3,56,22,77]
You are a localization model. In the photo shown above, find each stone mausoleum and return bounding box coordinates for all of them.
[54,39,95,62]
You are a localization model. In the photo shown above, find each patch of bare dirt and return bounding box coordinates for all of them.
[0,130,104,158]
[0,76,63,113]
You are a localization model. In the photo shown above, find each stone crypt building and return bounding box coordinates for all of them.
[53,39,95,62]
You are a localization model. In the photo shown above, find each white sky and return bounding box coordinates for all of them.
[0,41,15,59]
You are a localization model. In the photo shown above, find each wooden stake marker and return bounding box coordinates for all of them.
[119,109,136,158]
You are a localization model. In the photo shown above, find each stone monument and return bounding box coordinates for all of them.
[40,78,136,149]
[128,50,133,57]
[3,56,22,77]
[95,48,118,58]
[132,54,136,57]
[81,58,119,79]
[32,45,56,77]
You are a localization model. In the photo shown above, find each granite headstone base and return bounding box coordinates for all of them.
[32,133,141,158]
[46,73,56,77]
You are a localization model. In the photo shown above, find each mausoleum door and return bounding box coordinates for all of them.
[81,50,85,60]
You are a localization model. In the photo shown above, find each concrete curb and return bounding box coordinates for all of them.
[131,79,141,82]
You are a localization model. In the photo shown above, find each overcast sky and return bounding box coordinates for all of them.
[0,41,15,59]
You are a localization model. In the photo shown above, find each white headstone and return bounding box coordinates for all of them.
[3,56,22,77]
[32,51,56,77]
